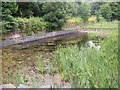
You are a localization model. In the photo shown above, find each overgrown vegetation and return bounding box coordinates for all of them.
[42,2,72,32]
[81,21,118,28]
[50,32,118,88]
[2,17,47,35]
[1,2,119,34]
[2,2,18,34]
[1,1,119,88]
[15,17,47,35]
[8,72,28,86]
[36,55,45,75]
[78,3,91,23]
[65,17,118,30]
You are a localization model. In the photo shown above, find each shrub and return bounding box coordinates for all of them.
[88,16,96,23]
[78,3,91,23]
[42,2,72,32]
[2,17,47,35]
[29,17,47,32]
[100,4,112,21]
[2,2,18,34]
[66,16,97,25]
[2,17,17,34]
[15,17,47,35]
[67,17,83,23]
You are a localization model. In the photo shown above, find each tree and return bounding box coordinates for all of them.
[16,2,33,18]
[96,11,101,22]
[2,2,18,20]
[2,2,18,33]
[32,2,44,17]
[90,2,105,15]
[100,3,112,21]
[78,2,91,23]
[69,2,80,17]
[109,2,120,20]
[42,2,72,32]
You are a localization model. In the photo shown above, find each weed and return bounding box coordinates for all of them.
[81,21,118,29]
[36,55,45,75]
[8,72,28,86]
[51,33,118,88]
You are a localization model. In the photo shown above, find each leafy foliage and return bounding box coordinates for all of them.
[1,2,119,34]
[109,2,120,20]
[42,2,72,32]
[2,2,18,33]
[100,3,112,21]
[78,3,91,23]
[67,17,83,23]
[15,17,47,35]
[16,2,44,18]
[90,2,105,15]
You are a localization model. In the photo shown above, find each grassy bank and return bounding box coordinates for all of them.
[64,17,118,30]
[50,32,118,88]
[81,21,118,29]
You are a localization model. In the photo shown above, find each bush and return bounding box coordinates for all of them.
[67,17,83,23]
[88,16,96,23]
[78,3,91,23]
[2,17,47,35]
[15,17,47,35]
[42,2,72,32]
[2,16,18,34]
[2,2,18,34]
[51,34,118,88]
[67,16,97,24]
[100,4,112,21]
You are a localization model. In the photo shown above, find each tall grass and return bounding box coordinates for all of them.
[36,55,45,75]
[51,33,118,88]
[81,21,118,29]
[8,72,28,86]
[66,17,118,29]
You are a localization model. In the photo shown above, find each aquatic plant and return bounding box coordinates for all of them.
[51,33,118,88]
[36,55,45,75]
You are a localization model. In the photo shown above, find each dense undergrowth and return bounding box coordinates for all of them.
[1,17,47,35]
[1,16,118,36]
[3,30,118,88]
[63,18,118,31]
[15,17,47,35]
[50,32,118,88]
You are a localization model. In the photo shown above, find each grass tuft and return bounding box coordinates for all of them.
[51,33,118,88]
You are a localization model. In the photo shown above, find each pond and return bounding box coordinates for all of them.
[1,30,103,88]
[2,45,55,87]
[1,36,88,88]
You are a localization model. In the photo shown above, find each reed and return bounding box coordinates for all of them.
[51,33,118,88]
